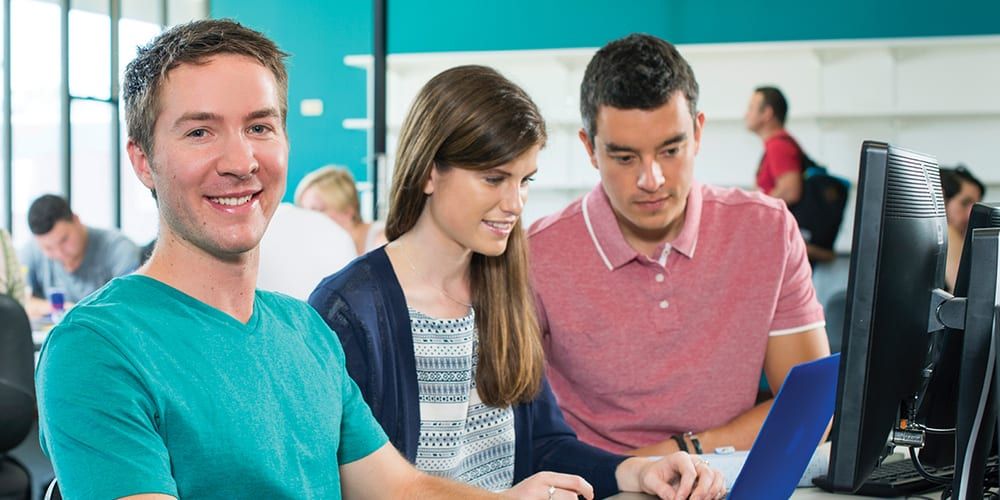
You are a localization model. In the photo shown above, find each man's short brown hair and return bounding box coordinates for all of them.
[122,19,289,157]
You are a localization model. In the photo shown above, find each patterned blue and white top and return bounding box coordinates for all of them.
[409,307,516,492]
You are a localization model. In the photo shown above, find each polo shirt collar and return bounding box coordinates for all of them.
[670,181,701,260]
[582,182,702,271]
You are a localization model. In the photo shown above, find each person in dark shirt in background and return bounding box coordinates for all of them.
[939,165,986,291]
[19,193,139,318]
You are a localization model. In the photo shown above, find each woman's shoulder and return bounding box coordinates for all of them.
[309,247,403,318]
[314,247,391,295]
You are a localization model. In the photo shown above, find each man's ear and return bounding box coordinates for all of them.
[578,128,598,169]
[127,139,156,191]
[692,111,706,155]
[762,104,775,123]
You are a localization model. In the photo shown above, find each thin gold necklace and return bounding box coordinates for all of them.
[400,240,473,308]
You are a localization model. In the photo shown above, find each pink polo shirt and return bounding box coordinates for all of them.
[528,181,825,453]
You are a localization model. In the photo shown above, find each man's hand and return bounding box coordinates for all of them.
[502,471,594,500]
[617,453,726,499]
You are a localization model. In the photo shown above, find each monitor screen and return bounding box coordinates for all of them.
[818,141,947,492]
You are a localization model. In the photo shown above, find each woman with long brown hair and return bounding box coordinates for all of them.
[308,65,724,500]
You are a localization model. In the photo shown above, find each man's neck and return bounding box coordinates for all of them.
[139,233,259,324]
[758,123,785,141]
[616,210,687,261]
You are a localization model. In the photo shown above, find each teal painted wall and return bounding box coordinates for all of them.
[390,0,1000,52]
[210,1,371,201]
[659,1,1000,44]
[212,0,1000,196]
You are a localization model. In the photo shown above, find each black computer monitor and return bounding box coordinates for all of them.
[817,141,948,492]
[920,203,1000,469]
[950,226,1000,497]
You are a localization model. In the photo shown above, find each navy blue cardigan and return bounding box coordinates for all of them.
[308,247,626,498]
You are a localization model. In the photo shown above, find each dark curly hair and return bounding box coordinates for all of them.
[28,194,73,235]
[580,33,699,140]
[940,165,986,202]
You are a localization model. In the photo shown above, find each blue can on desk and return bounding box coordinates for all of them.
[48,289,65,323]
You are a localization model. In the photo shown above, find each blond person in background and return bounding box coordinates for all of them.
[0,228,26,305]
[295,165,387,254]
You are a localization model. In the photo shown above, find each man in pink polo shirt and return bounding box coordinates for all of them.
[528,34,830,457]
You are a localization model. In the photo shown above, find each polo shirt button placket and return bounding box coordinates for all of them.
[659,300,669,309]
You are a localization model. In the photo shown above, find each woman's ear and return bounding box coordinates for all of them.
[423,165,437,196]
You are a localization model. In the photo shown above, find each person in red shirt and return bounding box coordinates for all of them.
[745,86,803,205]
[746,87,838,263]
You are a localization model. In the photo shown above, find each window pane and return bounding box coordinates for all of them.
[122,0,161,24]
[118,18,161,246]
[0,2,8,230]
[118,108,158,247]
[70,100,113,228]
[11,0,62,246]
[118,17,160,86]
[167,0,208,26]
[69,4,110,99]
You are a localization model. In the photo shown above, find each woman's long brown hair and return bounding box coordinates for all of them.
[385,65,546,406]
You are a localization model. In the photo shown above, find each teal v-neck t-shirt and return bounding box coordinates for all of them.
[36,275,387,499]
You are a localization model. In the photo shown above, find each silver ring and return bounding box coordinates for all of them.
[547,485,556,500]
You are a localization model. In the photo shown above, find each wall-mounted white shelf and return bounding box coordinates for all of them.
[341,118,371,130]
[346,35,1000,251]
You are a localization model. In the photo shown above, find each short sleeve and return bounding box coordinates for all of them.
[36,322,178,499]
[329,329,388,465]
[769,209,826,335]
[764,138,804,182]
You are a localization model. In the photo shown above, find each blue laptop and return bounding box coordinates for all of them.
[728,353,840,499]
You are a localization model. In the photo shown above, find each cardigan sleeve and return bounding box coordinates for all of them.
[307,280,379,417]
[306,254,419,462]
[529,377,627,499]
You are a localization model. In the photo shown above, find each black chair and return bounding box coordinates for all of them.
[0,294,35,500]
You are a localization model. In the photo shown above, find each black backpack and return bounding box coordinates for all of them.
[788,152,850,251]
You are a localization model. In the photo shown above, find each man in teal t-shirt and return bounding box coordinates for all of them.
[36,19,503,500]
[38,276,384,498]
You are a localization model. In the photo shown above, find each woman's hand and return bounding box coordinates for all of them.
[501,471,594,500]
[617,452,727,499]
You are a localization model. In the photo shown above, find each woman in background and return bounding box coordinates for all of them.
[940,165,985,291]
[295,165,386,255]
[309,65,724,500]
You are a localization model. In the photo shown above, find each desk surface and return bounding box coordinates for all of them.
[607,488,905,499]
[31,316,54,351]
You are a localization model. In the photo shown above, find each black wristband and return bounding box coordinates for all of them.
[686,432,704,454]
[671,434,688,453]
